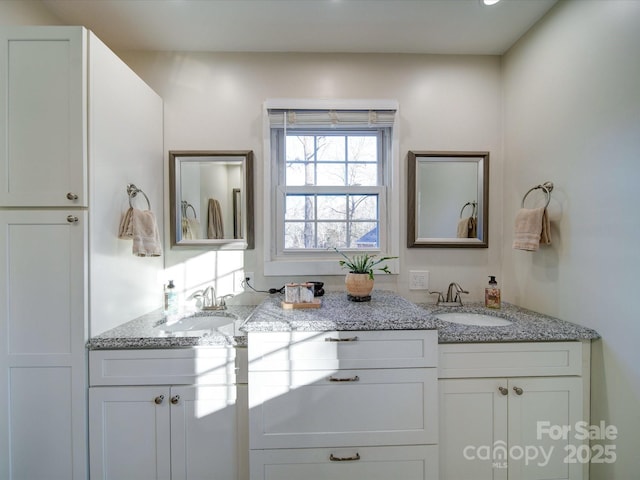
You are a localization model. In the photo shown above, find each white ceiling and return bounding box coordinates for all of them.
[41,0,558,55]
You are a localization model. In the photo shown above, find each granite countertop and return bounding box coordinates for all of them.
[241,290,438,332]
[86,305,256,349]
[418,302,600,343]
[87,291,599,350]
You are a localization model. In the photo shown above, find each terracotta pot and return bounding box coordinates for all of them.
[345,272,374,299]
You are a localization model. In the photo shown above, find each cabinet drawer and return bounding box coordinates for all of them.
[89,348,236,386]
[248,330,437,371]
[438,342,584,378]
[249,368,437,449]
[250,445,438,480]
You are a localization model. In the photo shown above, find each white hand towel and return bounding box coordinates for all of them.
[513,207,551,251]
[119,207,162,256]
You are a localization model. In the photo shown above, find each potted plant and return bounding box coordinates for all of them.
[333,248,397,301]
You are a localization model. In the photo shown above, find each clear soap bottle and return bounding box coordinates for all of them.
[164,280,178,316]
[485,276,501,309]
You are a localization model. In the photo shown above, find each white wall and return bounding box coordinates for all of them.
[119,51,503,303]
[0,0,62,25]
[502,1,640,478]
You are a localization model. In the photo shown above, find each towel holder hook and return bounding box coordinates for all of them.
[459,201,477,218]
[181,200,197,219]
[521,181,554,209]
[127,184,151,210]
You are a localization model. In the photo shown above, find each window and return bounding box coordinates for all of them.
[264,102,399,276]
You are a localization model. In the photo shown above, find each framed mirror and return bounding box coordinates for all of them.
[169,150,254,249]
[408,151,489,248]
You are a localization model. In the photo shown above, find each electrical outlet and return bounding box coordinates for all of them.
[409,270,429,290]
[244,271,254,289]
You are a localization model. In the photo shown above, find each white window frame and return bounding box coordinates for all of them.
[263,99,400,277]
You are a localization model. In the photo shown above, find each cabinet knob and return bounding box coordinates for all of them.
[66,215,79,223]
[498,386,508,395]
[170,395,180,405]
[513,386,524,396]
[66,192,78,200]
[154,395,165,405]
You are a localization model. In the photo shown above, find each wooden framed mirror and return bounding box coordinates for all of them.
[408,151,489,248]
[169,150,254,249]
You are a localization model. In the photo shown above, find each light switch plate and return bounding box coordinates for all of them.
[409,270,429,290]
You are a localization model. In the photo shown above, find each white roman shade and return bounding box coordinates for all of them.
[268,108,397,128]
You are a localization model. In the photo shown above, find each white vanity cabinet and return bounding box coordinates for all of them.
[89,348,246,480]
[0,209,87,480]
[0,25,163,480]
[438,341,591,480]
[248,330,439,480]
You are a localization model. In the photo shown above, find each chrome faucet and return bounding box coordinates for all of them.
[217,294,234,308]
[429,282,468,306]
[446,282,469,305]
[188,285,228,310]
[202,286,217,309]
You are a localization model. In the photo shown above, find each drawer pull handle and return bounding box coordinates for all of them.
[66,215,79,223]
[325,336,358,342]
[513,386,524,395]
[170,395,180,405]
[66,192,78,200]
[328,375,360,382]
[498,386,508,395]
[330,453,360,462]
[154,395,165,405]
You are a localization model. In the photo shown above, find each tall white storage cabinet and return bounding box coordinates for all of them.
[0,26,164,480]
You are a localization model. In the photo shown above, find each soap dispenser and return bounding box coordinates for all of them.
[485,276,501,309]
[164,280,178,316]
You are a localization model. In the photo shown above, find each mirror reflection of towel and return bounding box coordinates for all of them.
[207,198,224,239]
[457,217,477,238]
[182,217,200,240]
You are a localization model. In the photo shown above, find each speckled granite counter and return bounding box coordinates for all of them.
[241,290,438,332]
[86,305,256,349]
[87,292,599,350]
[242,291,598,343]
[418,302,600,343]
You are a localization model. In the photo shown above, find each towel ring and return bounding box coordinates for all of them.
[521,181,554,209]
[181,201,197,219]
[460,201,477,218]
[127,184,151,210]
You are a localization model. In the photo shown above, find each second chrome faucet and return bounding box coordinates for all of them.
[429,282,469,306]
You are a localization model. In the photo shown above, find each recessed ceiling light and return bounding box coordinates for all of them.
[483,0,501,5]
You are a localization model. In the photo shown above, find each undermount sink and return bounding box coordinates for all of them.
[157,311,238,336]
[436,312,513,327]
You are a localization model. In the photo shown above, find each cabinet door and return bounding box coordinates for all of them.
[439,378,508,480]
[170,385,238,480]
[89,386,171,480]
[0,26,87,207]
[508,377,584,480]
[0,210,87,480]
